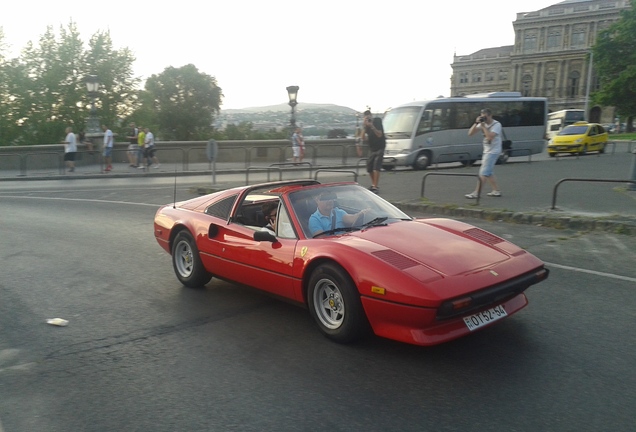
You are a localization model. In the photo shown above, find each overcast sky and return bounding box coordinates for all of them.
[2,0,559,112]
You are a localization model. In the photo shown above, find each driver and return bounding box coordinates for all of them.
[308,192,368,236]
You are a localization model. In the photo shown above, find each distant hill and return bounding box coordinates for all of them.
[222,103,357,114]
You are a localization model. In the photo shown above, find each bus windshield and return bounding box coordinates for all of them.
[383,106,421,138]
[563,110,585,125]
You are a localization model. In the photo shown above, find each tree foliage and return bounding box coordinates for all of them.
[0,22,139,146]
[141,64,222,141]
[592,0,636,122]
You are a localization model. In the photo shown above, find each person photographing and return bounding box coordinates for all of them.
[465,108,502,198]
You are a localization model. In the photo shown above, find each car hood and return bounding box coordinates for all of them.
[350,219,516,276]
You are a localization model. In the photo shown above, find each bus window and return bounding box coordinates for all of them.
[416,110,432,135]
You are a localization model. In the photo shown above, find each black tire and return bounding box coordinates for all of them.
[381,165,395,171]
[171,231,212,288]
[599,143,606,154]
[412,151,430,170]
[460,159,476,167]
[579,145,588,155]
[307,263,369,343]
[549,153,556,157]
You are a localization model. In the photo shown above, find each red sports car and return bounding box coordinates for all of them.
[154,180,549,346]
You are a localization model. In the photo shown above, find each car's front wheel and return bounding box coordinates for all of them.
[172,231,212,288]
[307,263,369,343]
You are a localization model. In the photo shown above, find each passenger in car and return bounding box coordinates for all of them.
[261,201,278,233]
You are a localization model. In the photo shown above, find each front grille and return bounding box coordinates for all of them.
[436,267,549,320]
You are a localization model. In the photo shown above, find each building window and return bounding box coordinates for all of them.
[547,31,561,49]
[459,72,468,84]
[498,69,508,81]
[572,29,586,47]
[522,74,533,96]
[524,34,538,52]
[544,73,556,97]
[568,71,580,97]
[485,71,494,82]
[472,72,482,83]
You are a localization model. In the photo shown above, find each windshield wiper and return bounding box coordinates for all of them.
[361,217,388,229]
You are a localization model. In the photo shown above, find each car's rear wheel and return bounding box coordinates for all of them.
[307,263,369,343]
[172,231,212,288]
[599,143,606,154]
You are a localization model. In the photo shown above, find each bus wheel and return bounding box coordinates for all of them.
[412,152,430,170]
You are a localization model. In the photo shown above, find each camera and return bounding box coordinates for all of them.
[479,116,486,123]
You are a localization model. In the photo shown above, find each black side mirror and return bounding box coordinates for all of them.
[254,230,276,243]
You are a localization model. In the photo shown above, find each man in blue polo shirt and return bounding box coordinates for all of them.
[308,192,367,236]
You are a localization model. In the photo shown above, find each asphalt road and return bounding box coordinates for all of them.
[0,177,635,432]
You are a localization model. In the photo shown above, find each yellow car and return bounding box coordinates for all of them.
[548,122,608,157]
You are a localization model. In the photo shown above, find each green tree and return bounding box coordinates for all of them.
[592,0,636,128]
[143,64,223,140]
[0,22,138,146]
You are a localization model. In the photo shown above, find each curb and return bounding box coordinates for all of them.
[392,200,636,236]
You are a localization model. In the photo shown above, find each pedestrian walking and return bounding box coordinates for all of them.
[143,127,160,169]
[101,124,114,172]
[61,126,77,172]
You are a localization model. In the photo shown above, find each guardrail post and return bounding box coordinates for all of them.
[629,149,636,191]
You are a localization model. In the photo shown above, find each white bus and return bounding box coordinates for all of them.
[381,92,548,170]
[546,109,586,142]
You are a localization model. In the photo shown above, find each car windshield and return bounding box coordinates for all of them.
[559,125,589,136]
[289,184,411,238]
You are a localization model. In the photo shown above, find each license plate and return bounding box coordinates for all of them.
[463,305,507,331]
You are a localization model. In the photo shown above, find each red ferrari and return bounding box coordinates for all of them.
[154,180,549,346]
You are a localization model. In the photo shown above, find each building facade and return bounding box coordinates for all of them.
[450,0,630,123]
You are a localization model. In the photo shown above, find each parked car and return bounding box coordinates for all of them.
[548,121,608,156]
[154,180,549,346]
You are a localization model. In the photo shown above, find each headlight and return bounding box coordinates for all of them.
[574,138,583,143]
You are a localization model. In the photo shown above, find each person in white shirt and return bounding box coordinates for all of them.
[101,124,114,172]
[61,126,77,172]
[142,127,160,169]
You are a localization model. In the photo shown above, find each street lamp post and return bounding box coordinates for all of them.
[85,75,100,136]
[584,50,593,121]
[286,85,299,132]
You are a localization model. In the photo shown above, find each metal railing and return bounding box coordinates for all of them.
[421,172,481,204]
[551,178,636,210]
[314,169,358,182]
[0,139,360,177]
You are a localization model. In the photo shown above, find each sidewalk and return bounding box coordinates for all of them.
[2,153,635,235]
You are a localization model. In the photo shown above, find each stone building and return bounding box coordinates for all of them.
[450,0,630,123]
